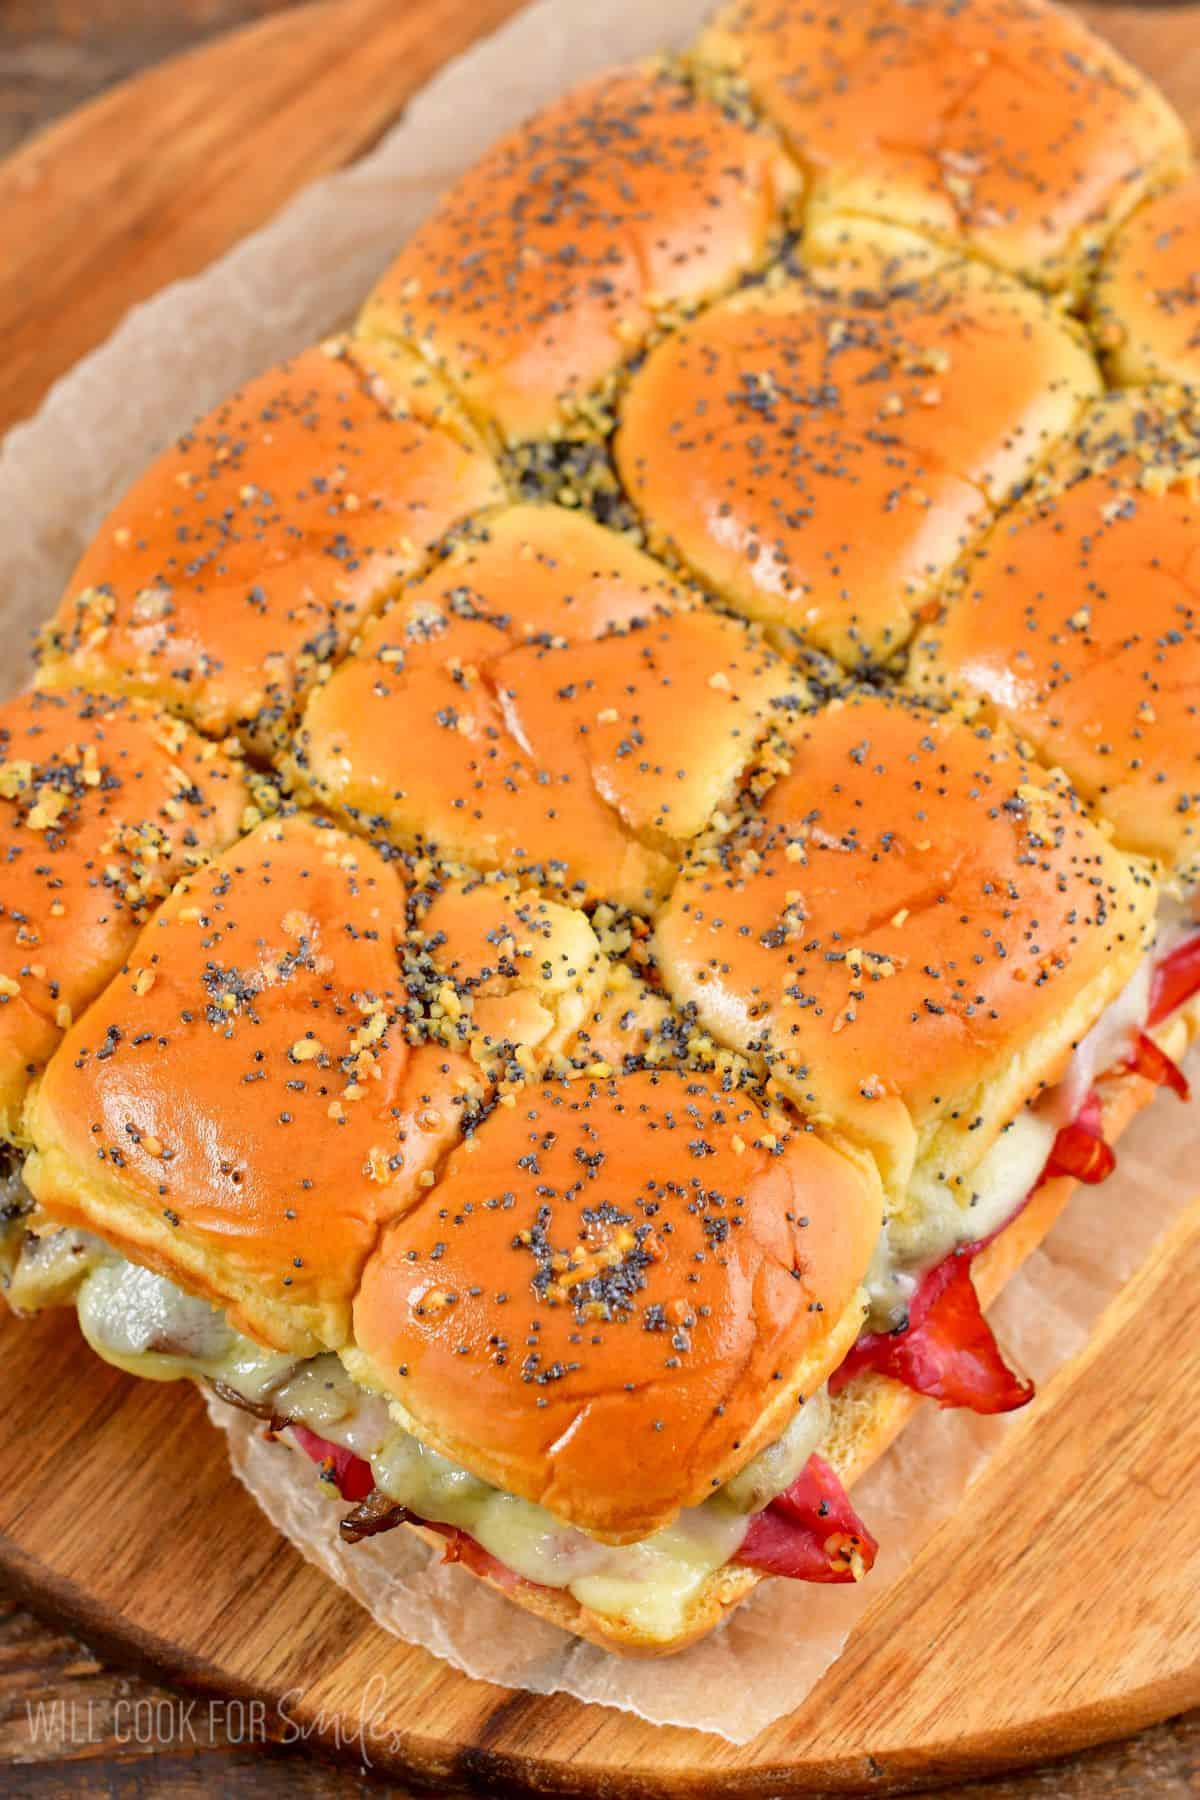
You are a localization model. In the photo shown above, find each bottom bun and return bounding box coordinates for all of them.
[386,1021,1193,1655]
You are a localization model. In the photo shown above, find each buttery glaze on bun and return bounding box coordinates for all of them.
[654,690,1157,1201]
[910,391,1200,889]
[697,0,1188,294]
[0,689,247,1140]
[350,1068,883,1541]
[614,260,1099,667]
[294,505,802,910]
[360,61,798,445]
[1092,173,1200,386]
[36,340,503,754]
[24,813,477,1354]
[6,0,1200,1665]
[413,1052,1167,1656]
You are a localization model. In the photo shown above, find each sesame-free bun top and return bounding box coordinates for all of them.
[0,688,247,1142]
[697,0,1188,295]
[359,62,798,445]
[615,260,1099,668]
[910,391,1200,890]
[24,813,476,1353]
[654,690,1156,1202]
[37,340,503,756]
[350,1068,882,1540]
[1092,173,1200,386]
[295,505,802,912]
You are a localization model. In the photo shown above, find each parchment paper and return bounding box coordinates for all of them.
[3,0,1198,1744]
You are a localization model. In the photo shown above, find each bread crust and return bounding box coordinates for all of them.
[350,1068,884,1542]
[1093,172,1200,386]
[36,342,503,755]
[22,813,479,1353]
[655,689,1157,1204]
[294,505,801,913]
[614,261,1099,665]
[0,688,247,1142]
[698,0,1188,295]
[909,390,1200,889]
[396,1038,1187,1653]
[360,61,798,444]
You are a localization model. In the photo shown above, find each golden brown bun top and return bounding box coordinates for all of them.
[910,390,1200,889]
[1093,173,1200,386]
[352,1068,881,1539]
[37,340,504,754]
[24,813,476,1352]
[699,0,1188,294]
[615,261,1099,667]
[295,505,801,912]
[654,689,1156,1200]
[0,688,247,1140]
[360,61,798,444]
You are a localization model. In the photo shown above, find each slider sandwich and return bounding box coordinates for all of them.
[653,687,1193,1428]
[4,0,1199,1656]
[9,812,888,1652]
[291,504,804,913]
[909,386,1200,1088]
[36,340,504,758]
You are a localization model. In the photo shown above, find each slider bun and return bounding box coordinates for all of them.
[615,261,1099,667]
[1093,173,1200,386]
[0,688,247,1141]
[295,505,801,911]
[909,390,1200,890]
[654,690,1157,1202]
[37,341,503,755]
[467,1055,1166,1653]
[697,0,1188,294]
[359,61,798,444]
[350,1068,883,1542]
[24,813,477,1354]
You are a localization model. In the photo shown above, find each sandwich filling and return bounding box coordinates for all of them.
[1,1212,868,1638]
[844,910,1199,1409]
[4,910,1195,1633]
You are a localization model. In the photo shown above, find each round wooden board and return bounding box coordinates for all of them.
[2,3,1200,1792]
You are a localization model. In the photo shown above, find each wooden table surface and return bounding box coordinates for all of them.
[0,3,1198,1795]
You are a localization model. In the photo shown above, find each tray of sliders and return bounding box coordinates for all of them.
[1,0,1199,1788]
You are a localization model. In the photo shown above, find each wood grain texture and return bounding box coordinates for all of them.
[2,2,1200,1796]
[0,0,524,433]
[0,3,304,161]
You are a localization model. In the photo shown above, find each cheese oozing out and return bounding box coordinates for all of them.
[864,906,1193,1333]
[6,1229,831,1639]
[5,898,1194,1630]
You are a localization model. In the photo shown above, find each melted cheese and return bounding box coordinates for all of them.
[1047,957,1152,1127]
[12,1243,814,1639]
[867,1108,1058,1331]
[274,1357,836,1638]
[864,929,1185,1332]
[344,1384,752,1639]
[76,1259,296,1398]
[720,1388,831,1513]
[4,1220,107,1313]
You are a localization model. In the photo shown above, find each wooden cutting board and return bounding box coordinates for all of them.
[2,2,1199,1791]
